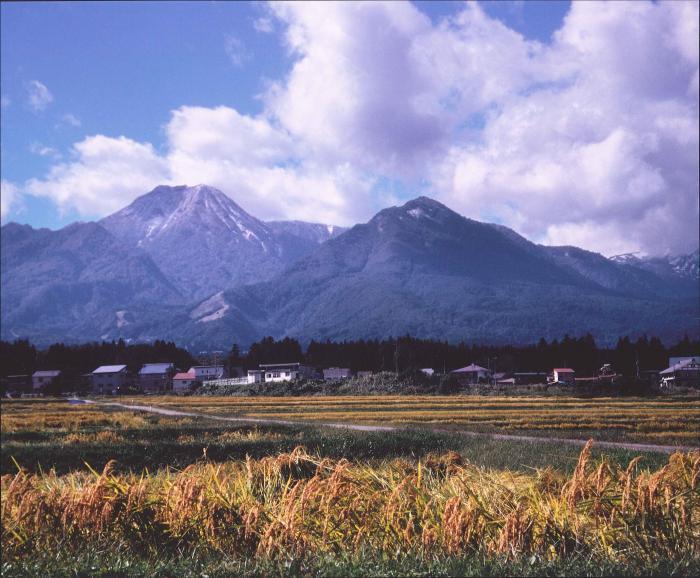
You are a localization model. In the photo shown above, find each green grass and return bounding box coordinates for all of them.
[3,544,698,577]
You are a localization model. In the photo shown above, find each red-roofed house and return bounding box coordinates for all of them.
[173,371,196,393]
[552,368,575,385]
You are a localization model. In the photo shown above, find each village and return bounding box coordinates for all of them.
[4,354,699,396]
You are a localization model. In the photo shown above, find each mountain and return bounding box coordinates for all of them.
[266,220,346,262]
[542,246,698,299]
[100,184,343,299]
[610,251,700,282]
[2,192,697,348]
[1,221,182,343]
[167,197,699,349]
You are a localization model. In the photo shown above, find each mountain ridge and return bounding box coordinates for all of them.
[2,187,698,348]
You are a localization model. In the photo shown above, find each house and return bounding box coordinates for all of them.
[659,358,700,388]
[552,368,575,385]
[356,371,373,378]
[669,355,700,368]
[420,368,435,377]
[138,363,175,393]
[259,362,316,383]
[247,369,264,383]
[189,365,226,381]
[3,374,31,394]
[91,365,130,395]
[173,371,197,393]
[323,367,352,380]
[451,364,491,384]
[32,370,62,391]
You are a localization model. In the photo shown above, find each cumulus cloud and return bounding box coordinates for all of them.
[1,180,22,221]
[21,107,376,226]
[432,1,699,256]
[17,1,699,255]
[25,80,53,112]
[25,135,169,216]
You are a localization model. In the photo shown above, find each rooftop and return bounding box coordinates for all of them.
[452,364,489,373]
[139,363,174,375]
[92,365,127,374]
[32,370,61,377]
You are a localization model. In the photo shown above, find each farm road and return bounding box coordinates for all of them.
[80,399,698,455]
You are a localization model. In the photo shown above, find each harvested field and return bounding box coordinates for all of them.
[148,395,700,445]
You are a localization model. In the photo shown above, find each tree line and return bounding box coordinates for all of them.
[0,339,196,380]
[226,334,698,378]
[1,334,697,382]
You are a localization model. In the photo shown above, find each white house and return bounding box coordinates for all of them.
[189,365,226,381]
[260,362,315,383]
[552,368,576,385]
[420,368,435,376]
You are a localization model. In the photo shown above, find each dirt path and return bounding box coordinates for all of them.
[80,399,697,455]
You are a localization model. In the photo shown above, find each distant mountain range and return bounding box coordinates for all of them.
[2,185,698,348]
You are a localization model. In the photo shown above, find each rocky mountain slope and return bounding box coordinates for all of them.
[100,184,340,299]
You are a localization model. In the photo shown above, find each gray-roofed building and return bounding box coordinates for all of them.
[91,364,130,395]
[660,358,700,388]
[32,370,62,391]
[138,363,175,392]
[451,364,491,384]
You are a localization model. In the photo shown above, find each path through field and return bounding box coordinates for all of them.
[80,399,698,454]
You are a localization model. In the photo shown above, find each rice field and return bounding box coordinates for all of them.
[1,397,698,576]
[151,395,700,445]
[2,443,699,576]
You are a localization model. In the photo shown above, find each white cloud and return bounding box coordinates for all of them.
[25,80,53,113]
[60,113,82,127]
[1,180,22,221]
[29,142,61,159]
[25,135,169,216]
[429,0,699,255]
[15,1,699,255]
[224,34,247,67]
[21,107,376,226]
[253,17,274,34]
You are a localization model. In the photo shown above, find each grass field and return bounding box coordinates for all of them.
[1,397,699,576]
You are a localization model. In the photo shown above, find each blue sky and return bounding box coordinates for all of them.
[1,1,697,257]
